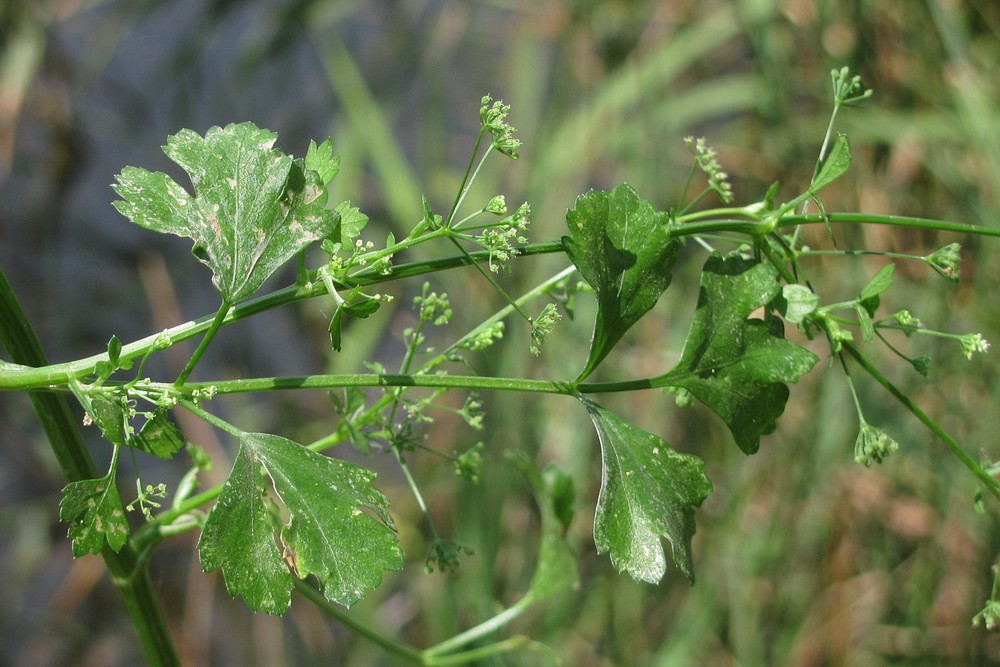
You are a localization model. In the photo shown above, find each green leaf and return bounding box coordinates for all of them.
[345,297,381,318]
[59,465,129,557]
[334,201,369,244]
[855,303,875,342]
[198,441,289,613]
[198,432,402,614]
[563,184,682,381]
[305,138,341,187]
[582,399,712,583]
[107,335,122,367]
[113,122,340,302]
[810,133,851,193]
[782,284,819,324]
[132,409,187,459]
[421,195,442,230]
[327,297,379,352]
[659,254,819,454]
[71,382,128,447]
[509,453,578,599]
[859,264,894,302]
[328,305,346,352]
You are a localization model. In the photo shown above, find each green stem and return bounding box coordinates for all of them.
[0,241,565,391]
[424,593,535,656]
[444,129,488,229]
[777,212,1000,237]
[442,230,533,322]
[0,264,180,666]
[842,342,1000,503]
[3,211,998,394]
[175,300,231,386]
[292,579,426,663]
[161,373,576,396]
[425,637,528,666]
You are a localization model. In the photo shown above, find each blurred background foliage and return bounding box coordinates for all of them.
[2,0,1000,665]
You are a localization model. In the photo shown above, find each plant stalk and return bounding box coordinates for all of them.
[843,342,1000,502]
[0,264,180,666]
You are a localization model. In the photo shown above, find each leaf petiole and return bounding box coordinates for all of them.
[174,301,231,386]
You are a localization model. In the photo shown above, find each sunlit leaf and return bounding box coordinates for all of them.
[563,183,682,380]
[198,431,402,614]
[305,138,341,187]
[659,254,819,454]
[582,399,712,583]
[334,201,369,245]
[113,122,340,302]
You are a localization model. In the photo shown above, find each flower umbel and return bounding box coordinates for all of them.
[529,302,561,355]
[960,333,990,360]
[479,202,530,272]
[925,243,962,283]
[480,95,521,158]
[684,137,733,204]
[854,422,899,466]
[831,66,873,107]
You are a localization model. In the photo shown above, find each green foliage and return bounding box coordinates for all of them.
[810,133,852,194]
[198,431,402,614]
[582,398,712,583]
[658,255,819,454]
[59,451,128,556]
[4,63,1000,665]
[131,409,187,459]
[563,183,682,381]
[112,122,340,303]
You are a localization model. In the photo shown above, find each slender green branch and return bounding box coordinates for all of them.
[777,212,1000,237]
[842,342,1000,503]
[160,373,576,397]
[425,637,528,666]
[175,300,231,386]
[0,241,566,391]
[424,593,535,656]
[293,579,425,663]
[444,129,488,229]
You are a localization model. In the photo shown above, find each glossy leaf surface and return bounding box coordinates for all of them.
[583,399,712,583]
[563,184,682,381]
[659,254,819,454]
[113,122,339,302]
[198,431,402,614]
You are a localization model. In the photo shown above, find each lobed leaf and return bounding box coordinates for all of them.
[563,183,682,381]
[198,432,403,614]
[198,442,290,613]
[113,122,340,303]
[305,138,341,187]
[333,201,369,245]
[59,469,129,557]
[582,399,712,584]
[659,254,819,454]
